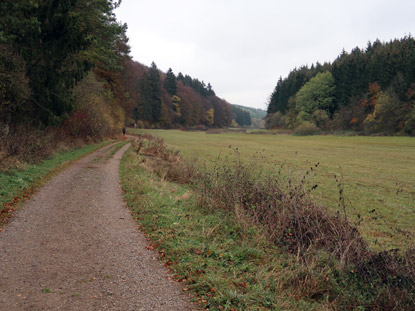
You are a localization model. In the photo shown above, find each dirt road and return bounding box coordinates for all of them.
[0,143,195,310]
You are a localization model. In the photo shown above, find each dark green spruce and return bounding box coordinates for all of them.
[138,62,162,123]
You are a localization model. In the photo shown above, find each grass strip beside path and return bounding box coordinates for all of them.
[0,140,122,225]
[120,147,341,311]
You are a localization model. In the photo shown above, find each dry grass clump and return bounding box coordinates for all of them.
[131,135,198,184]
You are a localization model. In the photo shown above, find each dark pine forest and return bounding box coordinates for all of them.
[267,36,415,135]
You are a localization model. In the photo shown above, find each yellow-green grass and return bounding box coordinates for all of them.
[129,129,415,251]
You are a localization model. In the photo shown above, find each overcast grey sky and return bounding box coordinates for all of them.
[115,0,415,110]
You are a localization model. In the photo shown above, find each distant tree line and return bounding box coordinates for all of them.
[177,72,215,97]
[232,106,251,126]
[232,104,266,128]
[1,0,262,163]
[266,36,415,135]
[132,63,232,128]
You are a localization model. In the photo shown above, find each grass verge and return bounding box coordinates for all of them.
[121,147,325,310]
[0,140,117,225]
[121,135,415,310]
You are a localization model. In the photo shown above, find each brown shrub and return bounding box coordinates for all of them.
[0,122,96,171]
[63,111,94,139]
[0,125,63,170]
[293,121,321,136]
[198,149,369,265]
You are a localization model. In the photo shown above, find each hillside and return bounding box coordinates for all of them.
[231,104,266,128]
[120,60,233,129]
[0,1,235,167]
[232,104,267,120]
[266,36,415,135]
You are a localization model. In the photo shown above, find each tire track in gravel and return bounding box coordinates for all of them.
[0,142,196,311]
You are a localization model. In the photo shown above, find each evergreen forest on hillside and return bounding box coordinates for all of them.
[267,36,415,135]
[0,0,251,167]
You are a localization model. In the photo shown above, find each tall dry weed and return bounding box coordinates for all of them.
[198,147,370,266]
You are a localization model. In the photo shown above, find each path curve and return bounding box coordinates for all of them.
[0,142,196,310]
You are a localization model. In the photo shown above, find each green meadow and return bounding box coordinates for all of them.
[129,129,415,251]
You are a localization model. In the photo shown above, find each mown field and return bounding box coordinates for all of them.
[129,129,415,251]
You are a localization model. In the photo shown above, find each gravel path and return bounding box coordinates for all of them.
[0,143,196,311]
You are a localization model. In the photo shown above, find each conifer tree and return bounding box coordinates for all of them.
[138,72,153,121]
[207,83,215,96]
[177,72,184,81]
[138,62,162,123]
[164,68,177,96]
